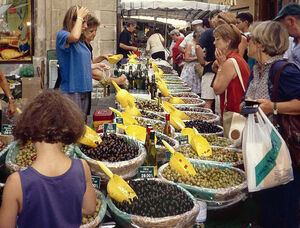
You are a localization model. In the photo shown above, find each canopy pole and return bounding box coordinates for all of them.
[164,11,168,49]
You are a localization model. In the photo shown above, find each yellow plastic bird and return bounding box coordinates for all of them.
[107,54,123,64]
[109,107,138,126]
[125,99,142,117]
[112,81,135,108]
[78,125,102,148]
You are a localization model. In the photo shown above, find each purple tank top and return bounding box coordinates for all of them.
[17,158,86,228]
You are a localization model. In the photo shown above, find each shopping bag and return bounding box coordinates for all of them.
[223,111,246,147]
[242,108,294,192]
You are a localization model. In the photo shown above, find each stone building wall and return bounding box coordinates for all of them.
[1,0,117,78]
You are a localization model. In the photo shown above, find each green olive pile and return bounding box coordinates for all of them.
[162,165,244,189]
[156,136,175,147]
[81,198,101,225]
[202,135,232,147]
[15,142,68,167]
[178,107,212,113]
[113,179,194,217]
[171,93,199,98]
[140,110,164,121]
[136,118,164,134]
[80,134,139,162]
[179,145,240,163]
[0,141,7,152]
[164,97,201,104]
[186,113,216,121]
[182,120,222,134]
[135,99,164,112]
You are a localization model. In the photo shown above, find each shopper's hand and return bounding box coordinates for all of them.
[93,63,110,71]
[102,54,113,60]
[256,99,273,115]
[215,48,226,66]
[7,101,16,118]
[77,6,89,19]
[115,75,127,85]
[132,47,138,52]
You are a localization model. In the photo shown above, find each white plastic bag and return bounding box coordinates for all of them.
[242,108,293,192]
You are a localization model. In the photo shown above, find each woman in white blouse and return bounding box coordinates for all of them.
[146,28,165,60]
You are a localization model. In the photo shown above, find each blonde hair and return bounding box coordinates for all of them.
[250,21,289,56]
[213,23,241,50]
[62,5,87,32]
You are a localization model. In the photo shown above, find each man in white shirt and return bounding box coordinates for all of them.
[178,19,203,54]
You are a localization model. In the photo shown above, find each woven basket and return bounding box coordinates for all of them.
[80,190,107,228]
[75,134,146,180]
[5,141,75,172]
[157,160,247,202]
[106,178,200,228]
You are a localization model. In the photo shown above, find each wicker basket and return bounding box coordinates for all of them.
[5,141,75,172]
[75,134,146,180]
[106,178,200,228]
[157,160,247,202]
[80,190,107,228]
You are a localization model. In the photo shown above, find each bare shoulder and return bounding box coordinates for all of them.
[6,172,21,186]
[80,159,89,170]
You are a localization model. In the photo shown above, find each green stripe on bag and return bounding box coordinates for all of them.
[255,130,282,186]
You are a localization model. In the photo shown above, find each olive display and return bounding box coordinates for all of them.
[170,93,199,98]
[156,136,175,147]
[81,198,102,225]
[202,135,232,147]
[15,142,68,167]
[182,120,222,134]
[185,113,216,121]
[162,165,244,189]
[80,133,139,162]
[140,110,164,121]
[177,107,212,113]
[163,97,202,104]
[136,118,164,134]
[113,179,194,217]
[179,145,241,163]
[135,99,164,112]
[157,65,174,74]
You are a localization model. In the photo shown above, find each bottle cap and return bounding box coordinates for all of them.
[147,126,153,135]
[150,130,155,140]
[165,113,170,121]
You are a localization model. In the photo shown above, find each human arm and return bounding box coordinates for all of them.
[92,70,126,85]
[0,69,15,118]
[212,49,236,95]
[93,54,112,64]
[145,39,150,55]
[81,159,96,215]
[91,63,110,71]
[111,76,127,85]
[238,35,248,58]
[184,42,197,62]
[67,7,89,44]
[0,173,22,228]
[257,99,300,115]
[119,43,138,52]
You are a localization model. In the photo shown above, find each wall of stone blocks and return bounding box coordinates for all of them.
[1,0,117,77]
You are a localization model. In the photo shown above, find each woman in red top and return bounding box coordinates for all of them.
[170,29,185,75]
[212,23,250,116]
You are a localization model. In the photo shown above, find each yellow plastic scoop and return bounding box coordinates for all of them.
[170,113,185,130]
[109,107,138,126]
[96,161,137,203]
[107,54,123,64]
[181,127,197,144]
[157,81,170,97]
[168,95,185,104]
[112,81,135,108]
[158,68,164,77]
[162,140,196,178]
[152,63,159,72]
[163,101,190,120]
[117,124,146,141]
[190,128,212,157]
[125,99,142,117]
[78,125,102,148]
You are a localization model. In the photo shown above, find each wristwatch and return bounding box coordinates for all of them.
[273,102,278,115]
[8,95,14,101]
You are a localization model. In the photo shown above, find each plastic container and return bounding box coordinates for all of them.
[93,109,114,130]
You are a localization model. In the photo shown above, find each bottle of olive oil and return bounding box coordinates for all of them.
[145,124,152,151]
[145,130,157,176]
[163,113,171,137]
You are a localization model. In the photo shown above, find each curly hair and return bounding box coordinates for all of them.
[13,90,85,145]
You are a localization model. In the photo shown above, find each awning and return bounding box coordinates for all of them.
[119,0,231,21]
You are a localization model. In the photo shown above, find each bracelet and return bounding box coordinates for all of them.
[273,102,278,115]
[77,16,84,22]
[217,68,222,72]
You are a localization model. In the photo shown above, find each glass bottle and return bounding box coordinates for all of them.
[145,130,157,176]
[164,113,171,137]
[128,66,133,90]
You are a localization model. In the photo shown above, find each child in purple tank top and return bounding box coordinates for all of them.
[0,90,96,228]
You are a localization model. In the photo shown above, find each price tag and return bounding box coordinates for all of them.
[91,176,101,190]
[137,166,154,178]
[1,124,14,135]
[178,135,189,145]
[166,151,172,161]
[104,123,116,133]
[115,117,123,124]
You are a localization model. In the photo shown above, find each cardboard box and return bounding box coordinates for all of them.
[21,77,43,99]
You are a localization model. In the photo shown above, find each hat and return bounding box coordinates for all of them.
[169,29,180,36]
[274,3,300,21]
[191,19,203,26]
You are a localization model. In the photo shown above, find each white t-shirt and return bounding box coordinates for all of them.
[179,32,194,49]
[146,33,165,55]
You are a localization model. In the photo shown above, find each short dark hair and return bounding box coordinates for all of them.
[202,18,210,28]
[126,20,136,27]
[236,12,253,24]
[13,90,85,145]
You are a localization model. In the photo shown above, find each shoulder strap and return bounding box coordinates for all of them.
[225,57,246,105]
[272,61,290,102]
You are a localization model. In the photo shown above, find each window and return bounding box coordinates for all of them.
[0,0,33,62]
